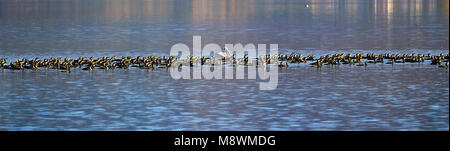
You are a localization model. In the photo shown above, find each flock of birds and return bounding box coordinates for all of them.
[0,50,449,72]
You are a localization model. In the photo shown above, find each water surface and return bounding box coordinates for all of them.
[0,0,449,130]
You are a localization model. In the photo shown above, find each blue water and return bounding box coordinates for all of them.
[0,0,449,130]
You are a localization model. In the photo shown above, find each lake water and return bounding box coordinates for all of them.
[0,0,449,130]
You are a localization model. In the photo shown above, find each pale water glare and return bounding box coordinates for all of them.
[0,0,449,130]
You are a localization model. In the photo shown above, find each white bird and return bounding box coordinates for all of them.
[217,47,232,58]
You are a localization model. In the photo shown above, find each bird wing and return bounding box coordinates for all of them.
[217,52,227,57]
[225,47,231,57]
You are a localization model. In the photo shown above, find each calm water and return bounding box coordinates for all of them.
[0,0,449,130]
